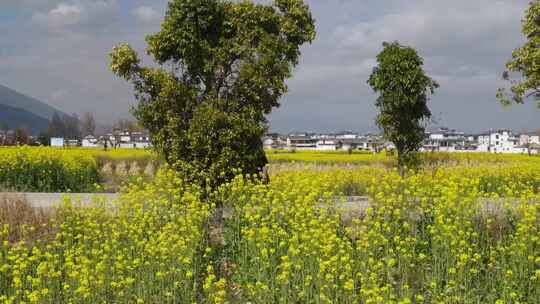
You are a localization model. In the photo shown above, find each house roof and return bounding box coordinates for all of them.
[288,135,316,141]
[520,132,540,136]
[426,137,466,142]
[339,138,380,144]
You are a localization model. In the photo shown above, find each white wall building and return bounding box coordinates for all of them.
[119,141,151,149]
[263,134,287,150]
[478,130,525,153]
[82,135,98,148]
[335,131,358,140]
[422,128,467,152]
[316,139,340,151]
[50,137,64,147]
[120,135,131,143]
[101,130,152,149]
[519,133,540,146]
[263,129,539,155]
[263,137,275,150]
[287,135,317,150]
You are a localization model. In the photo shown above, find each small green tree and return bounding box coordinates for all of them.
[110,0,315,188]
[367,41,439,172]
[498,0,540,108]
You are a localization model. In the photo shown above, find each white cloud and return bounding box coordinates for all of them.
[333,0,528,79]
[32,3,83,29]
[343,2,523,49]
[2,0,538,131]
[31,0,118,32]
[133,6,161,24]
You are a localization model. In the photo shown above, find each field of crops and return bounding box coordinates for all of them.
[0,147,157,192]
[267,149,540,166]
[1,147,538,193]
[1,150,540,303]
[0,147,100,192]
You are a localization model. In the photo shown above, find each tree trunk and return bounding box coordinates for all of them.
[397,147,406,177]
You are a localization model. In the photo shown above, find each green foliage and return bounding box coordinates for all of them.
[498,0,540,108]
[367,41,439,171]
[110,0,315,189]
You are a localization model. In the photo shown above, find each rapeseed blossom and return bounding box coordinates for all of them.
[1,153,540,302]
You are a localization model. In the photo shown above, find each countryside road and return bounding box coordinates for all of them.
[0,192,527,219]
[0,192,120,208]
[2,192,371,211]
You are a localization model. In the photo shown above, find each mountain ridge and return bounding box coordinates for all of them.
[0,84,65,120]
[0,103,50,134]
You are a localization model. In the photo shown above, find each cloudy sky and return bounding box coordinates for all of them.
[0,0,538,133]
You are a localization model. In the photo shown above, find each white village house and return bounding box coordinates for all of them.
[316,138,341,150]
[119,131,151,149]
[286,134,318,150]
[50,137,65,147]
[262,134,287,150]
[422,128,468,152]
[477,130,526,153]
[51,130,152,149]
[282,132,386,152]
[519,132,540,146]
[107,130,152,149]
[518,132,540,154]
[262,128,539,155]
[82,135,99,148]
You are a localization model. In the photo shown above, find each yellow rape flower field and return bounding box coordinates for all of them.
[1,147,540,303]
[0,147,157,192]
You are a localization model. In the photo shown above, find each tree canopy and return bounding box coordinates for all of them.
[367,41,438,171]
[110,0,315,188]
[498,0,540,108]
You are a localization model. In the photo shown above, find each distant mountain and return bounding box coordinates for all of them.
[0,103,50,134]
[0,84,64,121]
[0,84,66,134]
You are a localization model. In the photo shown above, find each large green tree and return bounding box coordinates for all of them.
[367,42,439,172]
[498,0,540,108]
[110,0,315,188]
